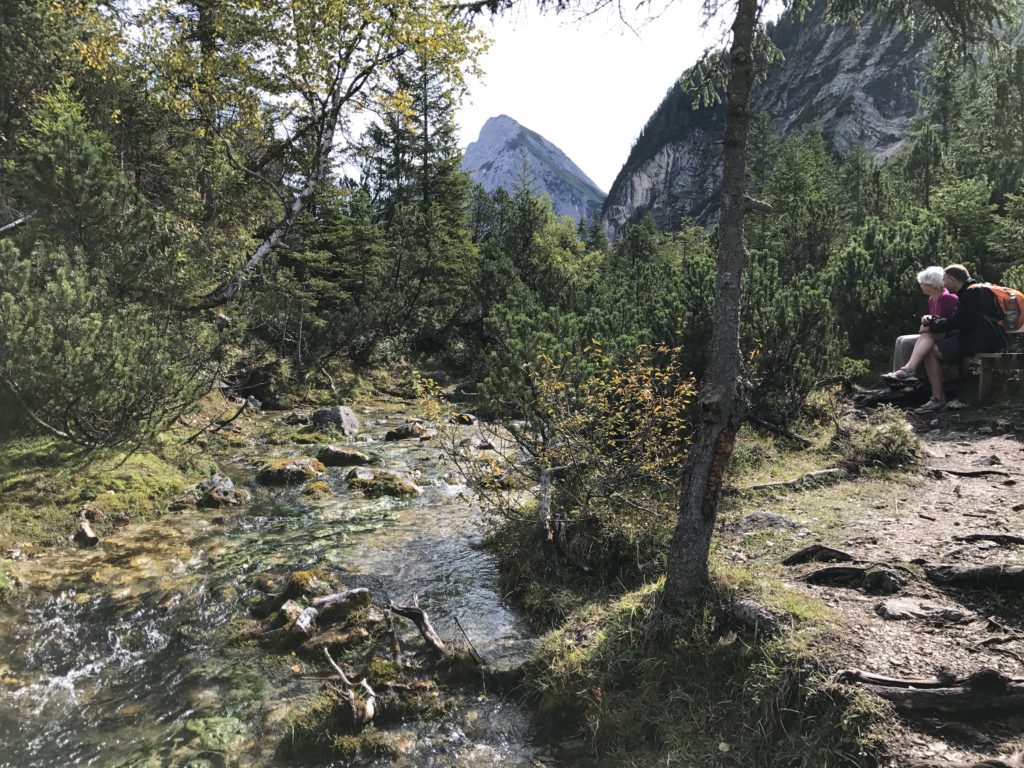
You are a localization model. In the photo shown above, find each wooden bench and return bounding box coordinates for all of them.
[971,352,1024,401]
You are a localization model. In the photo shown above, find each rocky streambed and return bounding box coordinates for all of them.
[0,400,545,767]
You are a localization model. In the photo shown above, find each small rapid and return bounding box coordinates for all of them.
[0,402,544,767]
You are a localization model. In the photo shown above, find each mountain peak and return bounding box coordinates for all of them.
[462,116,605,220]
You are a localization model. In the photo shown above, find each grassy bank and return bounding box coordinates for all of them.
[484,407,924,766]
[0,390,266,553]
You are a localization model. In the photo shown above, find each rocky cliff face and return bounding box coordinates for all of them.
[602,4,929,238]
[462,115,606,220]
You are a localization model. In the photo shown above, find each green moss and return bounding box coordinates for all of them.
[284,568,337,599]
[292,429,334,445]
[346,470,419,498]
[255,457,325,485]
[302,481,331,498]
[0,435,195,549]
[331,730,398,760]
[363,658,401,686]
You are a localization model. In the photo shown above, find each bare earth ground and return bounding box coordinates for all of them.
[722,407,1024,766]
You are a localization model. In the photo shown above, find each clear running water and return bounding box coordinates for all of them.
[0,402,544,767]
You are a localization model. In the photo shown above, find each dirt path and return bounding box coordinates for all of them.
[725,424,1024,766]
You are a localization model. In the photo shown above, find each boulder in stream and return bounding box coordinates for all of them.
[256,457,325,485]
[317,445,372,467]
[385,422,428,441]
[311,406,360,436]
[196,474,249,507]
[346,468,420,497]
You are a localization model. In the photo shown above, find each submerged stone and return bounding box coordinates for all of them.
[184,715,248,753]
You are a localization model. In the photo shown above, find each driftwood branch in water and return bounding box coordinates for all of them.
[387,602,446,652]
[323,648,377,727]
[726,468,845,496]
[310,588,371,625]
[926,564,1024,591]
[454,614,487,666]
[838,668,1024,717]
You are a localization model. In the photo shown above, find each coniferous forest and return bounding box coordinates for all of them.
[1,1,1024,766]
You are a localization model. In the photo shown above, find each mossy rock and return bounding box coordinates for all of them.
[330,731,398,761]
[292,429,335,445]
[316,445,372,467]
[283,568,338,599]
[302,481,331,498]
[286,688,398,758]
[363,658,402,686]
[384,422,428,441]
[255,457,325,485]
[346,468,420,498]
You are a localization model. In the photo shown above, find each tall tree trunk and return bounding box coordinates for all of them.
[662,0,759,614]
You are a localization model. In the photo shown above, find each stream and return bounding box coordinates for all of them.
[0,402,546,767]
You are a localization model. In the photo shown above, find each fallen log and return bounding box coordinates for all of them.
[388,602,446,652]
[839,668,1024,719]
[782,544,854,566]
[926,564,1024,591]
[310,588,371,624]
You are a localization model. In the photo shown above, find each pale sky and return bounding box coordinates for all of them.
[456,3,733,193]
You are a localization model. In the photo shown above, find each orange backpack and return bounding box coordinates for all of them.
[969,282,1024,332]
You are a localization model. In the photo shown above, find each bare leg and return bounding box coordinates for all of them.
[922,349,944,401]
[902,333,937,372]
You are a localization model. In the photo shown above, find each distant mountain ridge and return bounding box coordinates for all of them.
[602,2,929,238]
[462,115,606,220]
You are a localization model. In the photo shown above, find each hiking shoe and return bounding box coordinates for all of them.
[881,367,919,384]
[914,398,947,414]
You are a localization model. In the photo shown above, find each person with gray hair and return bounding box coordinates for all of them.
[890,266,959,373]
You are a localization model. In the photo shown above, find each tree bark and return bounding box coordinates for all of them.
[662,0,759,614]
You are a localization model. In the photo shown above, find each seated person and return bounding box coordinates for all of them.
[891,266,959,374]
[882,264,1009,413]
